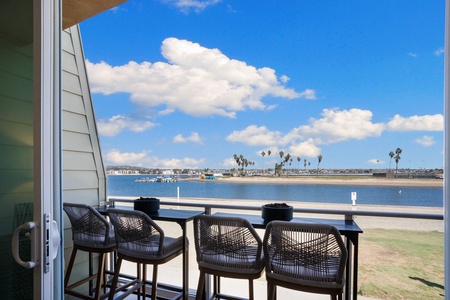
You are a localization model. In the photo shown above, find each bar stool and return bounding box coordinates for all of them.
[263,221,348,300]
[193,215,265,300]
[107,208,185,300]
[63,202,116,300]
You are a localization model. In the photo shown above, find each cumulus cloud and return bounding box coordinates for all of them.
[287,139,322,157]
[105,149,205,168]
[225,108,442,158]
[173,132,203,144]
[226,125,286,146]
[97,115,156,136]
[105,149,150,165]
[226,108,383,157]
[86,38,312,118]
[292,108,384,144]
[386,114,443,131]
[163,0,222,13]
[415,135,436,147]
[221,157,237,167]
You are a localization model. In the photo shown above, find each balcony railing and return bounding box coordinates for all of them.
[106,196,444,300]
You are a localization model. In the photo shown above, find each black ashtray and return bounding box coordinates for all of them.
[261,203,293,223]
[134,197,160,214]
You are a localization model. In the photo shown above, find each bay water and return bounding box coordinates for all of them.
[108,175,443,207]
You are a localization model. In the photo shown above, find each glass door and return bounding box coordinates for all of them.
[0,0,62,299]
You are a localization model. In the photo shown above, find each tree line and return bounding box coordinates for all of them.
[233,151,323,176]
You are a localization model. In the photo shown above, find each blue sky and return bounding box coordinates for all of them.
[80,0,445,170]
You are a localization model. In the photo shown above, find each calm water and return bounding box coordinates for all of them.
[107,175,443,207]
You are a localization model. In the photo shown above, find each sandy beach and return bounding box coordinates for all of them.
[216,175,444,188]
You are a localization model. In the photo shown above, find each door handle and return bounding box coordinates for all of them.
[11,221,37,269]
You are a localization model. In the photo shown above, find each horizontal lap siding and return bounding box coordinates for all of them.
[62,26,105,205]
[61,26,107,279]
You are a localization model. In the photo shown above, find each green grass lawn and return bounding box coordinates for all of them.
[358,229,444,299]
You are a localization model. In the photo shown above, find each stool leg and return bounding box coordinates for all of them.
[195,271,206,300]
[143,264,147,299]
[152,265,158,300]
[249,279,254,300]
[108,257,123,300]
[93,253,106,300]
[137,263,141,300]
[64,246,78,289]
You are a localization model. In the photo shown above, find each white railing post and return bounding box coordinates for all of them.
[444,1,450,299]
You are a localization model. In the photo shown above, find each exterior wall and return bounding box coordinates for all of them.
[62,25,106,206]
[61,25,107,280]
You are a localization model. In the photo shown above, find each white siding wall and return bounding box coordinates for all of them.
[62,25,106,206]
[61,25,107,280]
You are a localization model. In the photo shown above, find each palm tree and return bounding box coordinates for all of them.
[388,151,394,178]
[297,157,301,174]
[394,148,402,178]
[284,153,291,177]
[317,155,323,177]
[261,151,266,175]
[289,157,293,176]
[278,151,284,176]
[304,159,307,169]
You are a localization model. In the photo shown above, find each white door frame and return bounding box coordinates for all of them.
[33,0,63,298]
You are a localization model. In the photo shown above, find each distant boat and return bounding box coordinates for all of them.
[156,176,177,182]
[134,177,156,183]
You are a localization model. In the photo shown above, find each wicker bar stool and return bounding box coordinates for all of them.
[263,221,348,300]
[107,208,185,300]
[193,215,265,300]
[63,202,116,300]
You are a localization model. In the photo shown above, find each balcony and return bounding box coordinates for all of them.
[88,197,443,300]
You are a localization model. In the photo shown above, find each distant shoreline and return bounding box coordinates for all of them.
[215,176,443,188]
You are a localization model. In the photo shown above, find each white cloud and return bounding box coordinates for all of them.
[287,139,321,157]
[368,159,384,165]
[163,0,222,13]
[105,149,205,168]
[105,149,150,165]
[154,157,206,168]
[221,157,237,167]
[173,132,203,144]
[292,108,384,144]
[387,114,443,131]
[225,108,442,159]
[434,47,444,56]
[280,75,289,83]
[97,115,156,136]
[86,38,311,118]
[415,135,436,147]
[226,125,286,146]
[408,52,418,58]
[226,108,384,157]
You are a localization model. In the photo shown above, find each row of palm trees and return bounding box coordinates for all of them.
[274,151,323,176]
[234,151,323,176]
[232,154,255,174]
